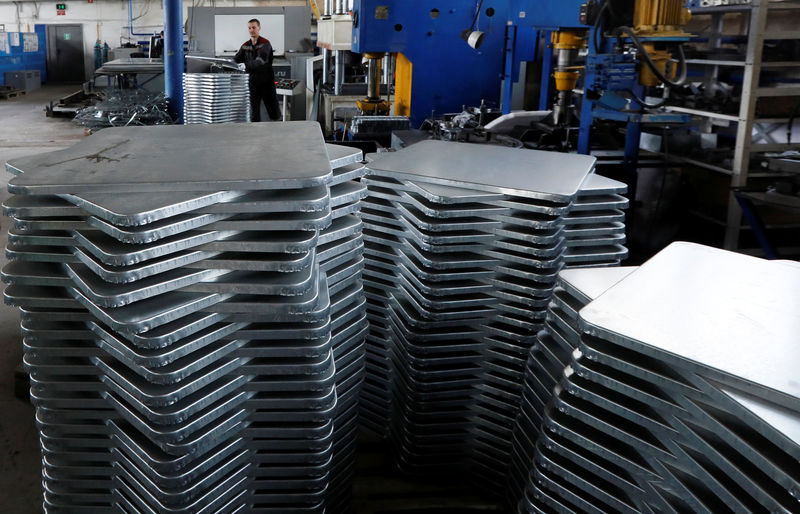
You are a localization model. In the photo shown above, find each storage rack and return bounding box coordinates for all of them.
[660,1,800,250]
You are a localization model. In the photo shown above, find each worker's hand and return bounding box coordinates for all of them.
[237,63,246,71]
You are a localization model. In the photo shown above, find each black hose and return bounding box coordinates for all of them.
[592,2,608,54]
[468,0,485,32]
[618,26,688,88]
[627,88,668,109]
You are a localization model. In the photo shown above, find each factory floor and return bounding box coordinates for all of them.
[0,85,506,514]
[0,83,87,513]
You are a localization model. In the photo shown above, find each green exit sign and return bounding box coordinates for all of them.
[56,3,66,9]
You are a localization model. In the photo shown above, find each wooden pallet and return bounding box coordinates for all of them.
[0,87,26,99]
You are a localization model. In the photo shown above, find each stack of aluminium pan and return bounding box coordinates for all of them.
[507,266,637,506]
[183,73,251,125]
[321,143,369,512]
[516,242,800,514]
[2,122,365,513]
[360,173,505,472]
[359,141,597,480]
[564,175,629,268]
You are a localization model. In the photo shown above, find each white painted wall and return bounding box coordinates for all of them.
[0,0,305,81]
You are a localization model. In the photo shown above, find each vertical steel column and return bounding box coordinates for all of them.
[577,28,598,155]
[501,25,517,115]
[727,2,768,250]
[539,30,553,111]
[334,50,343,96]
[164,0,184,123]
[322,48,330,86]
[623,118,642,200]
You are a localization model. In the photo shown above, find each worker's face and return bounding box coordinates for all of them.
[248,22,260,38]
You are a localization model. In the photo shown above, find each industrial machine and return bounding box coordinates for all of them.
[504,0,693,189]
[350,0,511,127]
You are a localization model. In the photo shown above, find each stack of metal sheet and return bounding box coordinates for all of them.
[564,174,629,268]
[319,143,369,512]
[507,266,637,506]
[3,123,365,513]
[360,174,504,472]
[359,141,596,479]
[183,73,251,125]
[517,242,800,514]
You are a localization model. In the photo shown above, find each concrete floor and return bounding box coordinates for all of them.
[0,84,88,513]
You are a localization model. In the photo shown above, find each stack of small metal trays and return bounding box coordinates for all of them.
[359,141,596,478]
[563,174,629,268]
[183,73,251,124]
[517,242,800,514]
[322,143,369,512]
[2,123,366,514]
[360,174,505,473]
[507,266,637,507]
[356,153,395,438]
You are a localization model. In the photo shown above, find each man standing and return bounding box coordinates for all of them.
[234,19,280,122]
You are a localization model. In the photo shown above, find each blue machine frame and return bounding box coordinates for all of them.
[351,0,510,127]
[503,0,689,195]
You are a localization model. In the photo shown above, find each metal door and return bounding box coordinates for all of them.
[46,24,85,82]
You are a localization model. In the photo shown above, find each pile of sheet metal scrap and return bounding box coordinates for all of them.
[515,242,800,514]
[2,122,366,513]
[183,73,251,125]
[72,88,172,130]
[358,140,601,485]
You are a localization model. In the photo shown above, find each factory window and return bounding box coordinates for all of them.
[430,8,440,19]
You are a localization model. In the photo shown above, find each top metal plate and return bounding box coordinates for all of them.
[578,174,627,196]
[579,242,800,410]
[7,122,332,194]
[557,266,638,305]
[326,144,363,170]
[366,140,595,201]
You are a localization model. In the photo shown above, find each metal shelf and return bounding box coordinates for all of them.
[681,1,800,249]
[755,117,793,123]
[686,59,800,68]
[761,30,800,39]
[761,61,800,68]
[749,142,800,151]
[691,2,800,14]
[755,86,800,97]
[686,59,746,67]
[664,106,740,122]
[643,150,734,176]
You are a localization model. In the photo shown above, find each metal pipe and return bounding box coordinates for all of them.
[323,0,332,16]
[322,48,330,87]
[164,0,184,123]
[334,50,342,96]
[554,47,576,126]
[557,48,575,68]
[334,0,346,15]
[367,58,380,100]
[553,91,570,126]
[128,0,153,37]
